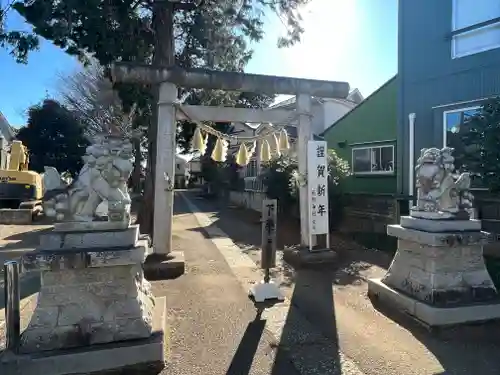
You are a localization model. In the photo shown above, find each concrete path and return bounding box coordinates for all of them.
[155,192,365,375]
[153,193,297,375]
[185,190,500,375]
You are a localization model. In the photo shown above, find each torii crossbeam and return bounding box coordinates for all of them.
[110,62,349,262]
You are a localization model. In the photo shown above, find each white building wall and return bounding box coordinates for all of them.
[310,103,325,136]
[321,100,356,132]
[175,156,189,176]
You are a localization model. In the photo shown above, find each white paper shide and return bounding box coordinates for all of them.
[307,141,329,237]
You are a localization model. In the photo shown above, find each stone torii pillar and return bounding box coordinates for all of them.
[111,63,349,274]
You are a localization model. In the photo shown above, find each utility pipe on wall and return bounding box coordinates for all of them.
[408,113,416,211]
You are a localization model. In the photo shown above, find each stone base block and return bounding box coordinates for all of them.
[20,245,154,353]
[0,297,168,375]
[54,220,130,233]
[0,209,33,224]
[23,239,150,273]
[144,251,185,281]
[387,225,490,246]
[283,247,337,267]
[368,278,500,327]
[410,209,470,220]
[400,216,482,233]
[39,225,140,250]
[382,237,498,306]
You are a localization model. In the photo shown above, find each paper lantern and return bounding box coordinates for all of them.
[235,143,250,166]
[278,128,290,151]
[269,133,280,157]
[191,127,207,154]
[211,138,228,162]
[260,139,272,162]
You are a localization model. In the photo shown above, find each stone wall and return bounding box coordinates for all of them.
[229,190,267,212]
[229,190,403,232]
[474,192,500,258]
[339,194,402,234]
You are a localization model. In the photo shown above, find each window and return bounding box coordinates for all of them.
[352,145,394,174]
[443,105,485,188]
[244,177,265,192]
[443,106,480,147]
[245,159,258,177]
[452,0,500,58]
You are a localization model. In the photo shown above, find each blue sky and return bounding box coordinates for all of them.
[0,0,398,127]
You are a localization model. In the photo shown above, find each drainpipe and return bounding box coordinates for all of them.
[408,113,416,212]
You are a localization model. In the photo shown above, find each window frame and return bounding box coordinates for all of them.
[245,159,258,177]
[351,145,395,175]
[451,0,500,59]
[442,105,480,147]
[442,104,488,190]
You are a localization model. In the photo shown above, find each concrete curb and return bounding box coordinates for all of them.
[179,191,367,375]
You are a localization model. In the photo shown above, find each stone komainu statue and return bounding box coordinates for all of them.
[43,135,134,226]
[411,147,474,220]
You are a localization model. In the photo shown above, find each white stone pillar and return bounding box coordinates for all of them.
[297,94,313,247]
[154,82,177,255]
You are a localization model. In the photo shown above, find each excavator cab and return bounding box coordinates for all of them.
[0,140,43,209]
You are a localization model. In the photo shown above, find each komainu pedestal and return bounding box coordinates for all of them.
[20,225,156,353]
[368,147,500,327]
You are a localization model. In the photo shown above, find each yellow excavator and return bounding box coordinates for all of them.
[0,140,44,220]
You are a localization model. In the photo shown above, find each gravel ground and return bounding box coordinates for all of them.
[187,191,500,375]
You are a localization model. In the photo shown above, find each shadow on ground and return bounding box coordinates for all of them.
[225,310,268,375]
[271,267,341,375]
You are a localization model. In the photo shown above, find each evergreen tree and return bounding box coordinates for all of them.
[16,99,90,177]
[456,97,500,191]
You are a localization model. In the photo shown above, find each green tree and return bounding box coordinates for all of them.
[16,99,90,177]
[456,97,500,191]
[0,0,38,63]
[261,149,350,229]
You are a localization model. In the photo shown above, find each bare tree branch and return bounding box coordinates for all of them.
[57,60,138,138]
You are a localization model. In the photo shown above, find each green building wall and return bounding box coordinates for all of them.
[323,76,398,194]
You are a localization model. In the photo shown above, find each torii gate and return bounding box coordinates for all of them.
[111,63,349,259]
